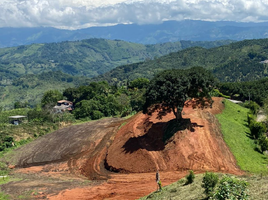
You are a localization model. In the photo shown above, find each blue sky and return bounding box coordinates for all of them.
[1,0,268,29]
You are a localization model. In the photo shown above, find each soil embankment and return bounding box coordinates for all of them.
[1,97,243,200]
[106,97,240,174]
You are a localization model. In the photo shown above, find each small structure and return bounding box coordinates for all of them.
[53,100,74,113]
[260,60,268,64]
[227,99,243,104]
[9,115,27,125]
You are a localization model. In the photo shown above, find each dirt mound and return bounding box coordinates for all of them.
[106,97,240,174]
[1,97,243,200]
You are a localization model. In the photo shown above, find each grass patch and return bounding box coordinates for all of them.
[0,176,21,185]
[140,173,268,200]
[0,191,10,200]
[140,174,206,200]
[216,100,268,174]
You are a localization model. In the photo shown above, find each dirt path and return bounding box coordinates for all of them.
[48,171,189,200]
[1,97,243,200]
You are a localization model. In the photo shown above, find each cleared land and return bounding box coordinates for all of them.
[0,97,253,199]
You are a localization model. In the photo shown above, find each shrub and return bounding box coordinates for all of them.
[244,101,260,115]
[212,176,249,200]
[247,113,254,125]
[185,170,195,184]
[91,110,104,120]
[202,172,219,196]
[258,135,268,153]
[249,121,267,139]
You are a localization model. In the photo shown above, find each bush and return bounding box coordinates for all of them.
[247,113,254,125]
[91,110,104,120]
[212,176,249,200]
[202,172,219,196]
[249,121,267,139]
[258,135,268,153]
[185,170,195,184]
[244,101,260,115]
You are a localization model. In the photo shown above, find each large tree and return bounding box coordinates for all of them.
[143,67,216,121]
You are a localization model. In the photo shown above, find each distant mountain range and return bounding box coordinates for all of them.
[1,20,268,48]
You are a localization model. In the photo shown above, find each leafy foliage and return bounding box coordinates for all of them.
[201,172,219,196]
[218,79,268,106]
[258,135,268,153]
[144,67,215,121]
[41,90,63,108]
[185,170,195,185]
[249,121,266,140]
[212,176,249,200]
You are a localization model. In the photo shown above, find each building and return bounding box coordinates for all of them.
[53,100,74,113]
[9,115,27,125]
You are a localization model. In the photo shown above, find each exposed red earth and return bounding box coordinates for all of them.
[1,97,243,200]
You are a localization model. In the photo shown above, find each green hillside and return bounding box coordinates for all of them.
[0,71,90,109]
[0,39,232,85]
[93,38,268,84]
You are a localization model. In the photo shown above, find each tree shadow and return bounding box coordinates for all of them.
[122,118,204,154]
[254,146,263,154]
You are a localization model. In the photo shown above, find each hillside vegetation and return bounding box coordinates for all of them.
[216,100,268,174]
[139,173,268,200]
[0,71,90,109]
[0,38,232,84]
[93,38,268,84]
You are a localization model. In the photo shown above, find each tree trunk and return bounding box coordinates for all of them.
[176,110,182,121]
[172,106,183,122]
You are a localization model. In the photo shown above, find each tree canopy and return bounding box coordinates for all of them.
[41,90,63,108]
[143,67,216,121]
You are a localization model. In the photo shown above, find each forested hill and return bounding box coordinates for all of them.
[0,39,232,84]
[93,38,268,84]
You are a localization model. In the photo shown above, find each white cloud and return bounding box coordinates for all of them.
[1,0,268,29]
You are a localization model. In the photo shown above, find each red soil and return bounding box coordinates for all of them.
[7,97,243,200]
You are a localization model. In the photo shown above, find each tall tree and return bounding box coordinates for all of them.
[143,67,215,121]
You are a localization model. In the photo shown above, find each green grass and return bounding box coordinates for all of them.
[0,191,10,200]
[216,100,268,174]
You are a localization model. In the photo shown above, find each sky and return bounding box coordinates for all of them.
[1,0,268,30]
